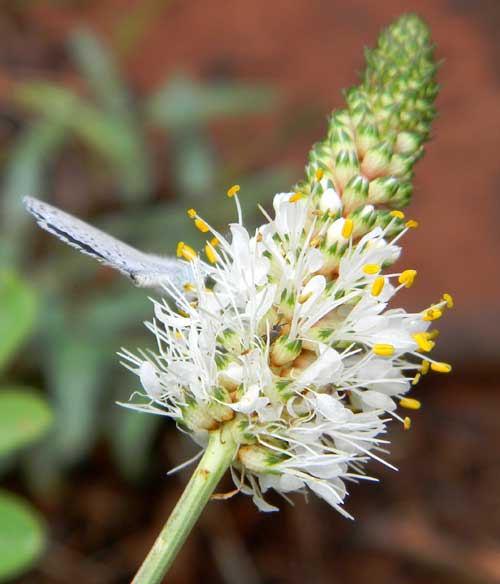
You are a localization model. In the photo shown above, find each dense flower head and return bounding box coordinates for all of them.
[120,179,452,517]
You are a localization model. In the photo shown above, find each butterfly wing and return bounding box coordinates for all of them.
[23,196,191,290]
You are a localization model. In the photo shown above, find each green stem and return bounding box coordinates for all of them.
[132,427,238,584]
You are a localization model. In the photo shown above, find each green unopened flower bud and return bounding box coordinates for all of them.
[388,152,415,177]
[361,141,392,179]
[216,328,242,354]
[271,333,302,367]
[390,181,413,208]
[208,387,236,423]
[342,174,369,212]
[331,127,355,158]
[368,176,399,204]
[395,131,421,155]
[334,149,360,190]
[181,401,218,432]
[238,445,283,473]
[355,123,380,157]
[349,204,376,237]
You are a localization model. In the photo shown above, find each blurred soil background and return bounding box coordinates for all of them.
[1,0,499,583]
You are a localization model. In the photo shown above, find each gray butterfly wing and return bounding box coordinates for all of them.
[23,196,191,290]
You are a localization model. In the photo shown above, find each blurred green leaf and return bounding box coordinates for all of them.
[147,74,278,129]
[0,388,52,457]
[0,490,46,582]
[70,28,130,115]
[0,271,37,372]
[171,128,217,197]
[109,406,160,481]
[41,303,107,464]
[14,82,152,199]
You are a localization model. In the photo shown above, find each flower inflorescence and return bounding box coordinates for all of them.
[120,14,451,517]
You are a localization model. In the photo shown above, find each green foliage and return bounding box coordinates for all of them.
[0,388,52,456]
[0,272,52,580]
[0,490,46,582]
[0,270,37,372]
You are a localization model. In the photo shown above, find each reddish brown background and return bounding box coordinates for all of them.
[2,1,500,583]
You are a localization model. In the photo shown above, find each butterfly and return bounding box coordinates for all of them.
[23,196,191,291]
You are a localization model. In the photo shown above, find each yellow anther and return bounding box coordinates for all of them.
[412,372,421,386]
[187,208,197,219]
[421,360,430,374]
[289,192,303,203]
[341,218,354,239]
[403,416,411,430]
[423,308,443,322]
[178,309,189,318]
[227,184,240,198]
[194,218,210,233]
[390,210,405,219]
[363,263,381,275]
[298,291,313,304]
[175,331,183,339]
[373,343,394,357]
[412,333,434,353]
[315,168,324,180]
[256,232,263,243]
[443,293,454,308]
[176,242,197,262]
[210,237,219,247]
[183,283,196,292]
[430,361,452,373]
[399,397,421,410]
[428,329,440,340]
[205,244,217,264]
[405,219,419,229]
[371,276,385,297]
[398,269,417,288]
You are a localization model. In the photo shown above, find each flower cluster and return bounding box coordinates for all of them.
[120,179,452,516]
[120,14,451,517]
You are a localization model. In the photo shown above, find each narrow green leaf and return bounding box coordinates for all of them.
[0,490,46,582]
[0,271,37,372]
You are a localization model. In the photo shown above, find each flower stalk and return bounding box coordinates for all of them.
[132,426,238,584]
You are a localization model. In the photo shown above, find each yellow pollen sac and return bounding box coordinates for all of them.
[421,360,430,374]
[403,416,412,430]
[390,210,405,219]
[298,291,313,304]
[443,293,454,308]
[289,192,303,203]
[405,219,419,229]
[423,308,443,321]
[371,276,385,297]
[205,244,217,264]
[412,372,421,386]
[187,208,197,219]
[175,331,183,339]
[227,184,240,198]
[341,218,354,239]
[183,282,196,292]
[310,236,322,248]
[178,309,189,318]
[373,343,395,357]
[210,237,219,247]
[430,361,452,373]
[399,397,421,410]
[177,242,197,262]
[194,218,210,233]
[412,333,434,353]
[315,168,324,180]
[363,263,381,275]
[428,329,440,340]
[398,269,417,288]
